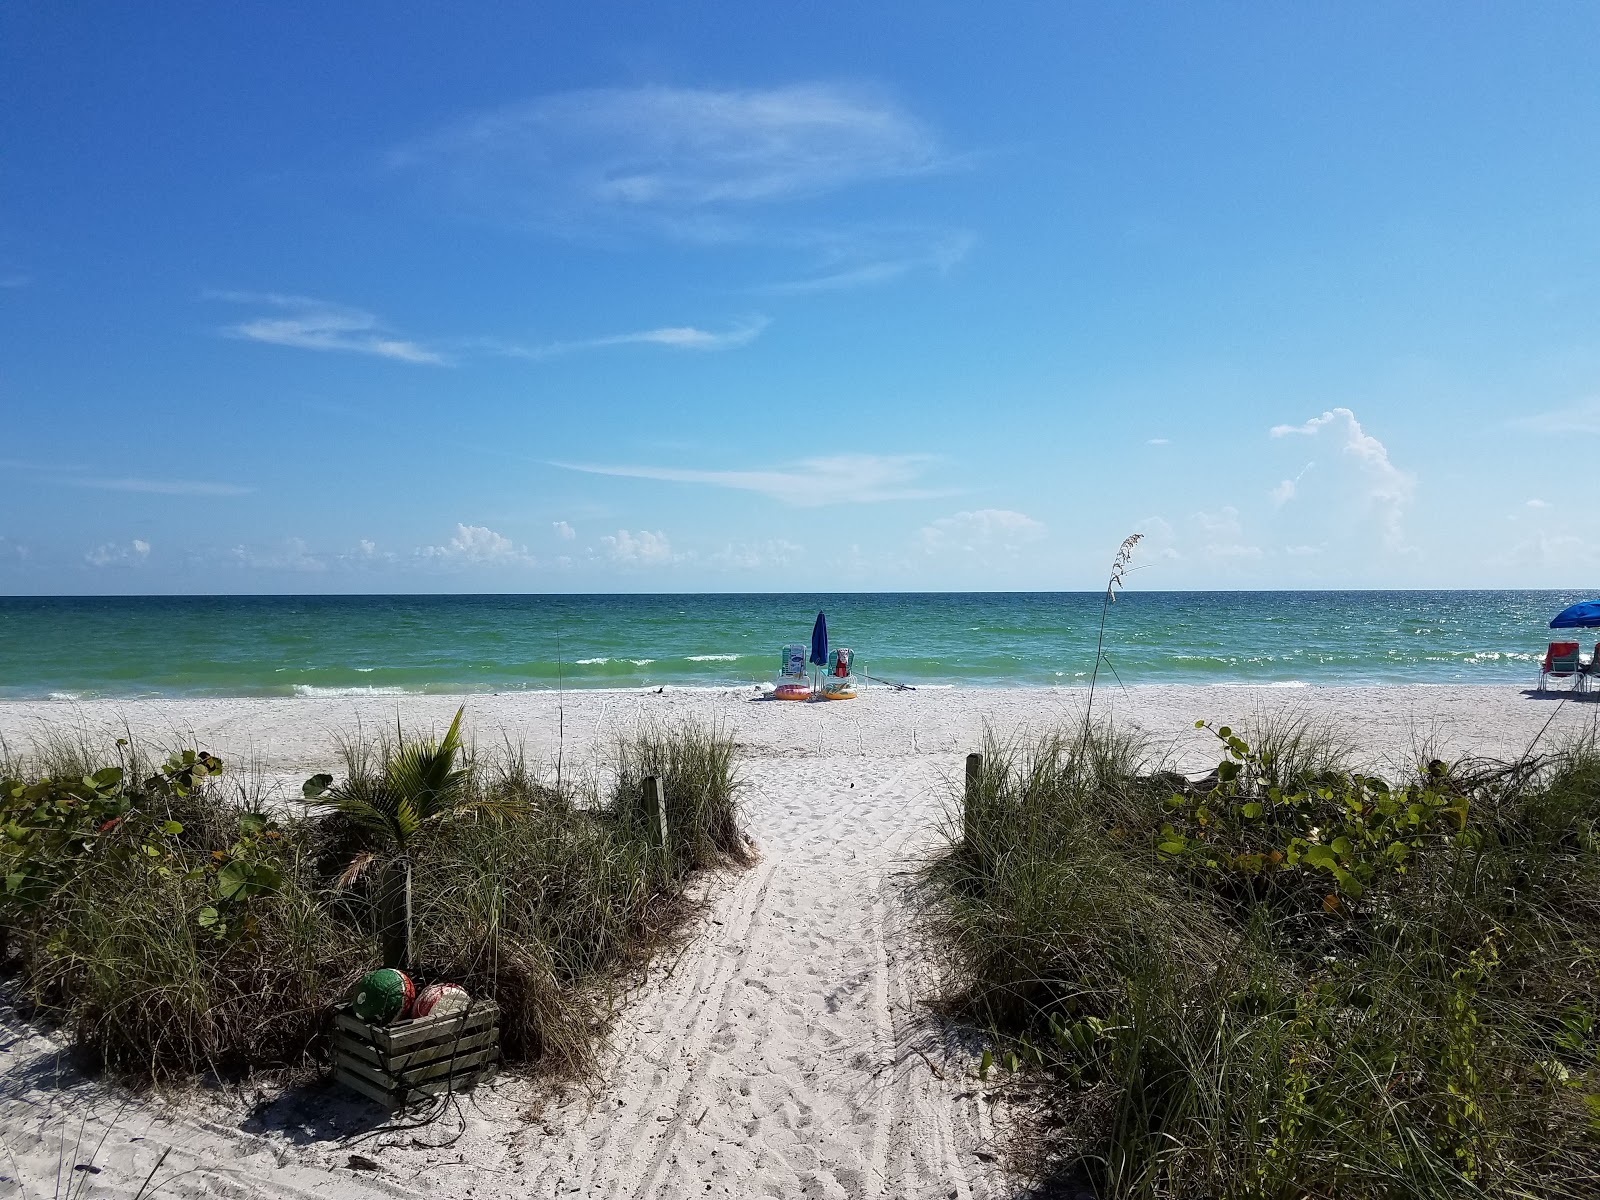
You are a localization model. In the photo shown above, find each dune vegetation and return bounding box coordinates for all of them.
[925,716,1600,1199]
[0,714,747,1081]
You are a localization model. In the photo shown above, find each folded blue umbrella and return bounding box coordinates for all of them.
[810,611,829,667]
[1550,601,1600,629]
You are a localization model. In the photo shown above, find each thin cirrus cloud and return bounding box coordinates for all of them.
[1514,397,1600,434]
[212,291,762,365]
[553,453,954,507]
[757,230,974,295]
[483,316,769,360]
[210,291,446,365]
[389,83,949,233]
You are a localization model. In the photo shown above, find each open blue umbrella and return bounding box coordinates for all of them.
[810,611,829,667]
[1550,601,1600,629]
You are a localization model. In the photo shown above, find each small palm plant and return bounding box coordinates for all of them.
[303,705,479,970]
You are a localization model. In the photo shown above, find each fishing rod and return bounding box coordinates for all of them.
[861,671,915,692]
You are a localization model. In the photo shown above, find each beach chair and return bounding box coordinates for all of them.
[1538,641,1584,692]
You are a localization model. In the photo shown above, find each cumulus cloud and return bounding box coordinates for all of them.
[418,523,534,566]
[919,509,1047,555]
[552,520,576,540]
[85,539,150,567]
[1270,462,1314,507]
[555,453,951,507]
[1270,408,1413,550]
[211,292,445,365]
[598,529,675,566]
[391,83,945,233]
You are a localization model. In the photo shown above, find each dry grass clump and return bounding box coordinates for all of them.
[926,716,1600,1199]
[0,716,745,1083]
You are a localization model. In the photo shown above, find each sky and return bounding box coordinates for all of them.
[2,2,1599,595]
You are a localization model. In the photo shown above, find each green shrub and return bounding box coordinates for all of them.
[0,716,748,1083]
[925,719,1600,1199]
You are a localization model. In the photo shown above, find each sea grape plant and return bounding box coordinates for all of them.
[1157,721,1468,906]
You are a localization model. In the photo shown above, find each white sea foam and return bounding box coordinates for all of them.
[630,659,655,666]
[355,667,375,673]
[47,691,83,701]
[687,654,740,662]
[1208,680,1310,689]
[575,657,610,665]
[293,684,410,698]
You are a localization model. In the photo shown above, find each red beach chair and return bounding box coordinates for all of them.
[1538,641,1584,692]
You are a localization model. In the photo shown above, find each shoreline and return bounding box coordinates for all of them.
[3,682,1594,789]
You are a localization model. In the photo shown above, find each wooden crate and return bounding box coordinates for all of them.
[330,999,500,1112]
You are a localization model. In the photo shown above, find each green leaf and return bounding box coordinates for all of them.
[1304,845,1338,871]
[979,1048,992,1081]
[1241,802,1263,819]
[90,766,124,789]
[216,860,283,902]
[1157,840,1188,856]
[301,774,334,800]
[238,812,267,835]
[161,820,184,836]
[1331,836,1353,858]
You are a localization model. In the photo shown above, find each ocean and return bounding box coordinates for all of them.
[0,591,1589,701]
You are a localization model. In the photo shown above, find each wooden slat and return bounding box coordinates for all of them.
[396,1058,498,1106]
[386,1028,499,1073]
[393,1045,497,1087]
[332,1001,498,1053]
[383,1004,498,1051]
[331,1065,397,1110]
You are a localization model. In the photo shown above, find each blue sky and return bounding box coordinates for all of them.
[3,2,1598,594]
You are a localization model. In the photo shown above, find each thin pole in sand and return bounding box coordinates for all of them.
[642,774,669,854]
[963,752,982,842]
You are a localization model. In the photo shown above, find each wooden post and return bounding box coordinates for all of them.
[964,752,983,842]
[380,856,413,971]
[643,775,669,854]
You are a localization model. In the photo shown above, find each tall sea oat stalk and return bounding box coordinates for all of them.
[1082,533,1143,735]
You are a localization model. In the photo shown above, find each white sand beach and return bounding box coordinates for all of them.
[0,684,1592,1198]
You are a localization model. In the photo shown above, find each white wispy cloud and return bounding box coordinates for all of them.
[552,520,576,541]
[211,292,446,365]
[597,529,676,566]
[710,539,804,570]
[417,524,534,566]
[1147,438,1170,446]
[554,453,951,507]
[1270,408,1413,550]
[1513,398,1600,435]
[85,539,150,567]
[758,230,974,294]
[919,509,1047,555]
[230,537,327,572]
[491,317,769,360]
[390,83,946,234]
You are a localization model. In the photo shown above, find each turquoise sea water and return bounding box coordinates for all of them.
[0,592,1591,700]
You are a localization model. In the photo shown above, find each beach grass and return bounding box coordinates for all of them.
[0,715,746,1082]
[925,717,1600,1199]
